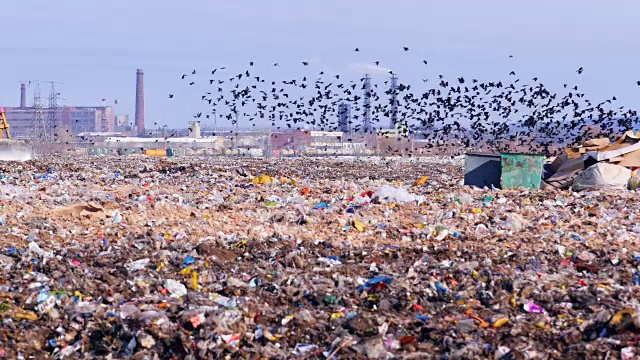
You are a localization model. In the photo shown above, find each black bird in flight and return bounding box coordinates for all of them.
[168,94,174,98]
[302,61,309,66]
[423,60,428,65]
[403,47,409,51]
[354,48,360,52]
[577,67,584,74]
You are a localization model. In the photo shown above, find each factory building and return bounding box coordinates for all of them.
[270,131,313,151]
[115,115,132,132]
[1,68,143,139]
[1,106,115,138]
[270,130,372,156]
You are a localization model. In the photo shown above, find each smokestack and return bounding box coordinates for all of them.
[363,74,372,133]
[20,84,27,108]
[135,69,145,136]
[390,74,398,129]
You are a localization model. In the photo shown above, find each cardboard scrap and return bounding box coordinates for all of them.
[52,203,105,218]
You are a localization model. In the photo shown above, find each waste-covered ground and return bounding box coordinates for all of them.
[1,155,639,359]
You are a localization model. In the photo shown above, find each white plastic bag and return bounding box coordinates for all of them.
[572,163,631,192]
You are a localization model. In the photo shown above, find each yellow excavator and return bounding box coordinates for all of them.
[0,107,33,161]
[0,107,11,139]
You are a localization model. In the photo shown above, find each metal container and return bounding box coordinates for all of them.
[464,152,502,189]
[500,153,545,189]
[145,149,167,157]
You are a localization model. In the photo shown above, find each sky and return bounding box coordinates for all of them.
[1,0,640,130]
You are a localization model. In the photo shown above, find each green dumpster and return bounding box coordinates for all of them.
[500,153,545,190]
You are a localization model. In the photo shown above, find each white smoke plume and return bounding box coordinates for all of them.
[347,63,393,76]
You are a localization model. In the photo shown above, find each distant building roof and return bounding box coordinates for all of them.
[105,137,221,143]
[308,131,344,137]
[78,132,123,137]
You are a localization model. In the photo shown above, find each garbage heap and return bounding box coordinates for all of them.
[543,131,640,191]
[0,156,639,359]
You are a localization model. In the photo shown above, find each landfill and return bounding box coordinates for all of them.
[1,155,640,359]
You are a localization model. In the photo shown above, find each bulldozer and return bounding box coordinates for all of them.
[0,108,33,161]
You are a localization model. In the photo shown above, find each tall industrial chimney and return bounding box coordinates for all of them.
[390,74,398,129]
[135,69,145,136]
[363,74,372,133]
[20,84,27,108]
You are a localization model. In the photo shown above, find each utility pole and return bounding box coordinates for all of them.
[30,82,46,141]
[29,81,62,144]
[47,82,60,142]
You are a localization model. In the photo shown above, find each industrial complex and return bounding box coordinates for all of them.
[1,69,431,157]
[1,68,147,139]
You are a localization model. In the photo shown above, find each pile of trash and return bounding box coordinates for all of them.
[544,131,640,192]
[0,155,639,359]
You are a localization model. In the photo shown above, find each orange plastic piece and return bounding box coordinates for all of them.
[465,308,489,328]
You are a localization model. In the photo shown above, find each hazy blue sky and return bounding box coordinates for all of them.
[1,0,639,129]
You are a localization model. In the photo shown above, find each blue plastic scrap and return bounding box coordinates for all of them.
[313,202,328,210]
[357,276,393,292]
[36,289,49,303]
[182,256,196,268]
[571,234,585,242]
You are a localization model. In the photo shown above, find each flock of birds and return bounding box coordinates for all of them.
[166,47,640,155]
[36,45,640,155]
